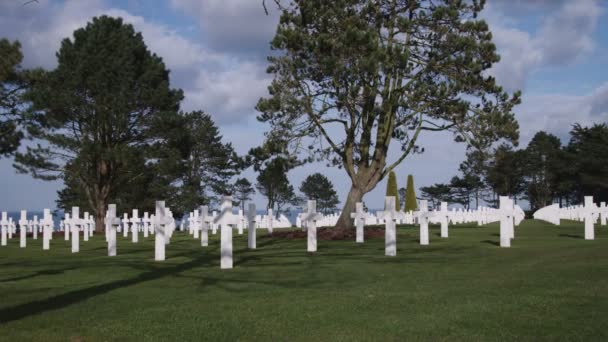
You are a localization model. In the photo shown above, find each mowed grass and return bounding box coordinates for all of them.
[0,220,607,341]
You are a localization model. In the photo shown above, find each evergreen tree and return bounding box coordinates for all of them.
[14,16,183,230]
[404,174,418,212]
[385,171,400,211]
[485,144,526,204]
[523,131,563,210]
[256,157,298,214]
[420,183,451,209]
[0,39,41,157]
[565,123,608,203]
[233,178,255,211]
[150,110,243,215]
[299,173,340,214]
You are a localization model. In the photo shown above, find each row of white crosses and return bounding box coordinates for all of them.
[533,196,607,240]
[1,210,55,250]
[348,196,525,256]
[105,197,259,270]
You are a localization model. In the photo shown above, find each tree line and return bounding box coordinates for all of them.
[0,16,340,230]
[420,126,608,211]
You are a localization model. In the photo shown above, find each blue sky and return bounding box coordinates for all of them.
[0,0,607,211]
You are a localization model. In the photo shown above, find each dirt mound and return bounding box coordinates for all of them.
[267,227,385,241]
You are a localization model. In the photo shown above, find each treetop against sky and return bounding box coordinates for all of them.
[0,0,606,211]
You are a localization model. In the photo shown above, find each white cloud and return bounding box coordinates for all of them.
[183,61,271,122]
[515,83,608,145]
[589,82,608,117]
[169,0,279,57]
[485,0,601,92]
[0,0,273,125]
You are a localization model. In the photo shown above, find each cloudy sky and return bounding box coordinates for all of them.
[0,0,607,211]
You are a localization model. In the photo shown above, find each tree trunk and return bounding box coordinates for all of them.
[335,186,364,230]
[94,199,106,233]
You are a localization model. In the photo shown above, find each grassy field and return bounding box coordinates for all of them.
[0,220,607,341]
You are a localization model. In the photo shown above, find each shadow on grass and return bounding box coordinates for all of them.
[0,242,322,325]
[0,267,78,283]
[480,240,500,246]
[559,234,583,239]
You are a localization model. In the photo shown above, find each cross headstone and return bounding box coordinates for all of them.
[192,210,200,239]
[267,209,274,234]
[213,196,241,269]
[130,209,139,243]
[83,212,90,241]
[237,209,244,235]
[247,203,257,249]
[499,196,513,247]
[377,197,406,256]
[438,202,450,238]
[142,212,150,238]
[200,205,210,247]
[64,213,70,241]
[600,202,606,226]
[106,204,121,256]
[19,210,28,248]
[302,200,323,252]
[211,211,218,234]
[42,209,52,250]
[32,215,39,240]
[1,212,7,246]
[122,213,130,238]
[417,200,432,245]
[154,201,173,261]
[71,207,82,253]
[350,202,368,243]
[583,196,597,240]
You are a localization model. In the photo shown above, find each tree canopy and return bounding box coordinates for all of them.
[14,16,183,228]
[258,0,520,229]
[0,39,41,157]
[299,172,340,214]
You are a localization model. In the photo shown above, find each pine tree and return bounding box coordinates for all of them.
[385,171,400,211]
[14,16,183,230]
[404,174,418,212]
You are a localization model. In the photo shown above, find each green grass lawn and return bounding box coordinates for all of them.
[0,220,607,341]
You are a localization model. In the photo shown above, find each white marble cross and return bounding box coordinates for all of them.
[377,196,406,256]
[533,203,561,225]
[302,200,323,252]
[498,196,514,247]
[106,204,121,256]
[200,205,210,247]
[19,210,28,248]
[130,209,140,243]
[192,210,200,239]
[71,207,83,253]
[267,209,274,234]
[32,215,39,240]
[122,213,130,238]
[42,209,53,250]
[8,218,14,239]
[237,209,244,235]
[213,196,241,269]
[64,213,70,241]
[437,202,450,238]
[601,202,607,226]
[247,203,257,249]
[350,202,368,243]
[583,196,597,240]
[417,200,432,245]
[142,212,150,238]
[83,212,90,241]
[1,212,7,246]
[154,201,173,261]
